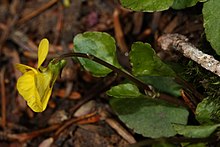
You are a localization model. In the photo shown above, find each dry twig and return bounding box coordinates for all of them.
[0,67,6,128]
[181,90,196,113]
[100,110,136,144]
[113,8,128,54]
[158,34,220,77]
[18,0,59,24]
[53,112,100,139]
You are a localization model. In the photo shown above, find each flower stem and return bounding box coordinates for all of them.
[53,52,151,91]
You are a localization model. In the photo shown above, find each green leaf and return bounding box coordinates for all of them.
[195,97,220,124]
[120,0,173,12]
[106,83,142,98]
[130,42,175,77]
[172,0,199,9]
[73,32,120,77]
[203,0,220,55]
[173,124,220,138]
[110,97,189,138]
[139,76,182,97]
[199,0,207,2]
[181,142,207,147]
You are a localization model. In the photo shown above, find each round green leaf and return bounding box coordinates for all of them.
[195,97,220,124]
[130,42,175,77]
[203,0,220,55]
[139,76,182,97]
[172,0,199,9]
[73,32,120,77]
[120,0,173,12]
[110,97,189,138]
[107,83,142,98]
[173,124,220,138]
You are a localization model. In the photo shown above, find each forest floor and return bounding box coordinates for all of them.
[0,0,217,147]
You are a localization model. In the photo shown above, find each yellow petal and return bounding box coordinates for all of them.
[38,38,49,68]
[17,71,43,112]
[40,84,53,112]
[15,63,37,74]
[17,69,55,112]
[35,70,54,111]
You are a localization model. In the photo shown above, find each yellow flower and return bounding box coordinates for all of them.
[16,39,66,112]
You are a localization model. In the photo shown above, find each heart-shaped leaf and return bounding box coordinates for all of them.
[196,97,220,124]
[173,124,220,138]
[107,83,142,98]
[203,0,220,55]
[129,42,181,96]
[120,0,173,12]
[110,97,189,138]
[130,42,175,77]
[73,32,121,77]
[108,84,188,138]
[172,0,199,9]
[138,76,182,97]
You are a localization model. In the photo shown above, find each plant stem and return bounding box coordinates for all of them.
[53,52,186,106]
[53,52,151,91]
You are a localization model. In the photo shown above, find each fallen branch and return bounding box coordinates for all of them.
[158,34,220,77]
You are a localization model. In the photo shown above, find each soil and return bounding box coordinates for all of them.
[0,0,218,146]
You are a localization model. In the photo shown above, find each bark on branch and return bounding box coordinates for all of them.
[158,34,220,77]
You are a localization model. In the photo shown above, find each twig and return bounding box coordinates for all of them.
[163,15,180,33]
[17,0,59,24]
[53,112,99,139]
[132,12,143,35]
[1,124,60,142]
[113,8,129,54]
[175,77,203,102]
[181,90,196,113]
[100,110,136,144]
[0,113,99,142]
[158,34,220,77]
[0,67,6,128]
